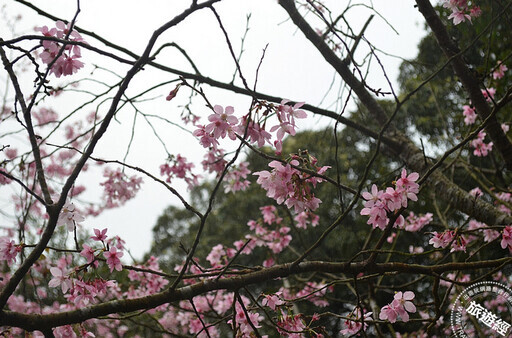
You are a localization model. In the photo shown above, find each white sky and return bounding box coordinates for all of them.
[0,0,426,260]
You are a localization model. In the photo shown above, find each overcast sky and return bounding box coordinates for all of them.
[1,0,426,260]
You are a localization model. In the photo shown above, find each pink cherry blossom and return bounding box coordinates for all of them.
[0,169,12,185]
[91,228,108,242]
[80,244,96,264]
[101,168,142,208]
[237,116,272,148]
[380,291,416,323]
[57,201,85,231]
[340,308,372,335]
[53,325,77,338]
[471,131,493,157]
[36,21,85,78]
[493,61,508,80]
[392,291,416,322]
[205,105,238,140]
[104,246,124,272]
[160,154,199,190]
[429,230,455,249]
[501,226,512,252]
[462,105,476,125]
[262,292,284,310]
[193,125,220,149]
[48,267,73,294]
[206,244,226,267]
[32,107,59,125]
[404,212,433,232]
[223,161,251,193]
[481,87,496,102]
[0,237,21,266]
[276,314,306,336]
[379,303,398,323]
[395,169,420,202]
[448,9,471,25]
[450,234,468,253]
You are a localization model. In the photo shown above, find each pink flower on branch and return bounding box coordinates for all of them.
[104,246,124,272]
[35,20,85,78]
[48,267,73,294]
[0,237,21,266]
[100,168,142,208]
[254,158,329,214]
[379,291,416,323]
[462,105,476,125]
[360,170,420,230]
[501,226,512,252]
[471,131,493,157]
[492,61,508,80]
[91,228,108,242]
[261,292,284,311]
[80,244,96,264]
[160,154,199,190]
[340,307,373,335]
[204,105,238,140]
[57,201,85,232]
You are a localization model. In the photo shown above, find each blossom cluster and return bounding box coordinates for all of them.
[340,308,373,336]
[160,154,199,189]
[360,169,420,230]
[35,20,85,77]
[471,131,493,157]
[429,230,468,252]
[443,0,481,25]
[100,168,143,208]
[253,157,329,214]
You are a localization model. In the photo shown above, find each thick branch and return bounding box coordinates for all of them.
[0,258,510,331]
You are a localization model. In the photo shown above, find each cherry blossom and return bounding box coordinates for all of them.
[48,267,73,294]
[80,244,96,264]
[501,226,512,252]
[254,159,329,213]
[404,212,433,232]
[380,291,416,323]
[160,154,199,189]
[57,201,85,232]
[91,228,108,242]
[237,116,272,148]
[104,247,124,272]
[360,170,420,230]
[429,230,455,249]
[0,169,12,185]
[443,0,481,25]
[261,292,284,310]
[471,131,493,157]
[35,20,85,78]
[223,161,251,193]
[0,237,21,266]
[481,87,496,102]
[340,308,373,336]
[462,105,476,125]
[392,291,416,322]
[100,168,142,208]
[492,61,508,80]
[204,105,238,140]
